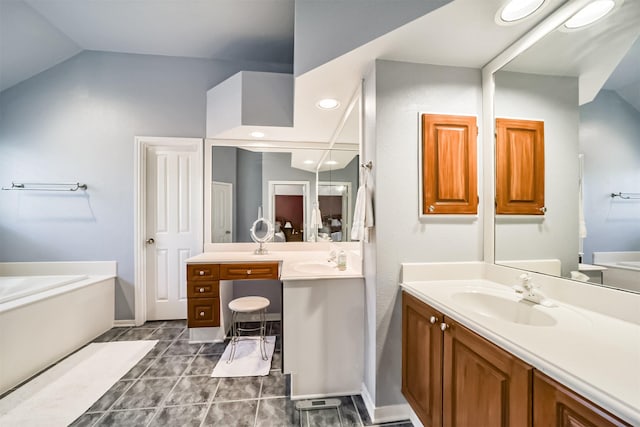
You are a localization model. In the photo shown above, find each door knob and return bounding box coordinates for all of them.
[145,238,155,244]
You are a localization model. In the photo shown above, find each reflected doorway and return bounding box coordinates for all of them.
[318,181,352,242]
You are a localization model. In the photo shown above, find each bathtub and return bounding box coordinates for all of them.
[0,262,115,395]
[593,252,640,293]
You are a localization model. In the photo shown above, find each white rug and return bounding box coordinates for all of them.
[212,336,275,378]
[0,340,157,427]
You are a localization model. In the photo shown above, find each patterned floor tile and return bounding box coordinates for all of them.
[114,328,156,341]
[163,340,202,356]
[148,327,184,341]
[94,409,156,426]
[204,400,258,426]
[148,404,208,427]
[87,380,134,412]
[164,376,219,406]
[213,376,261,401]
[255,397,298,427]
[184,354,220,376]
[261,371,287,398]
[142,355,193,378]
[112,377,177,409]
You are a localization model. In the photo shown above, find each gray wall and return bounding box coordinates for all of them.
[0,50,289,320]
[580,90,640,262]
[364,60,483,406]
[494,71,580,277]
[212,146,238,241]
[236,149,264,243]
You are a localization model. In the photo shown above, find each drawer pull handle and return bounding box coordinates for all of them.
[199,288,205,293]
[200,311,205,317]
[247,269,252,275]
[199,271,205,276]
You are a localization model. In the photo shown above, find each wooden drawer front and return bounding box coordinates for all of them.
[187,281,219,298]
[187,298,220,328]
[220,263,279,280]
[187,264,220,281]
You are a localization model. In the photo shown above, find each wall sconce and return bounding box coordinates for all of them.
[330,218,341,227]
[284,221,293,229]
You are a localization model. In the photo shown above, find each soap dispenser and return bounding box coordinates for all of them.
[337,250,347,271]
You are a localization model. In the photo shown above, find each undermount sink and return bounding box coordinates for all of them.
[452,291,557,327]
[292,261,339,274]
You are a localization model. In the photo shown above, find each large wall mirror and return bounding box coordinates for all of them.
[493,0,640,293]
[204,96,361,245]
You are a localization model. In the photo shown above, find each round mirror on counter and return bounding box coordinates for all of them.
[250,218,274,254]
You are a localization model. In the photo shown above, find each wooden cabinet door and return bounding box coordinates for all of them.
[533,372,630,427]
[443,318,532,427]
[496,118,545,215]
[402,292,443,427]
[421,114,478,214]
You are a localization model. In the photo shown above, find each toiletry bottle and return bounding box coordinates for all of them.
[337,250,347,271]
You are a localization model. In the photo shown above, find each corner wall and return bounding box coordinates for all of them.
[0,51,290,320]
[365,60,483,407]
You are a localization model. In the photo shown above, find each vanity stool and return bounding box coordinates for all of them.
[227,296,270,363]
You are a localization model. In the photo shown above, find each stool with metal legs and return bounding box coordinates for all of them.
[227,296,270,363]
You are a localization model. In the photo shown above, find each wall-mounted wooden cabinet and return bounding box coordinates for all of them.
[421,114,478,215]
[496,118,545,215]
[402,292,631,427]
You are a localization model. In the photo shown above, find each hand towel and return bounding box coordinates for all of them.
[351,178,374,241]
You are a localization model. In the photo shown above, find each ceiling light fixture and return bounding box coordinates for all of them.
[316,98,340,110]
[564,0,617,29]
[325,160,338,165]
[497,0,545,23]
[303,160,315,165]
[250,131,265,138]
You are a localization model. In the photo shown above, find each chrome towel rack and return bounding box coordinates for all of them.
[1,182,88,192]
[610,192,640,200]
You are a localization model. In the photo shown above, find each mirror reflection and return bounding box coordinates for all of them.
[209,144,359,243]
[494,1,640,293]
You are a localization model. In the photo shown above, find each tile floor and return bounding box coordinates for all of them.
[11,320,413,426]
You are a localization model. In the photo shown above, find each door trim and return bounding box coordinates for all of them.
[134,136,204,326]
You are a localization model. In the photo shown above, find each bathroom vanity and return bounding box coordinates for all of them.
[185,246,364,398]
[400,262,639,427]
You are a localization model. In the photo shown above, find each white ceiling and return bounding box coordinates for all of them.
[2,0,638,143]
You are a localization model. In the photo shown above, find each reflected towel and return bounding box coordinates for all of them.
[351,182,374,242]
[578,155,587,239]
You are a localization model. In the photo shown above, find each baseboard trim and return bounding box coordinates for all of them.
[113,320,136,327]
[360,383,411,424]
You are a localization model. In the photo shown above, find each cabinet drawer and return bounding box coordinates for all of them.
[187,281,219,298]
[187,297,220,328]
[220,262,279,280]
[187,264,220,281]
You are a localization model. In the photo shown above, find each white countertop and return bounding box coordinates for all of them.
[401,279,640,425]
[186,250,363,281]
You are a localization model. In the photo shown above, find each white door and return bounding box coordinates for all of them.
[212,182,232,243]
[145,142,202,320]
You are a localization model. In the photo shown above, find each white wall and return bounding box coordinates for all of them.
[580,90,640,262]
[365,60,483,406]
[494,71,580,277]
[0,50,290,320]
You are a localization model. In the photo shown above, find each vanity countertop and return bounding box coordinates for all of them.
[400,278,640,425]
[185,250,363,281]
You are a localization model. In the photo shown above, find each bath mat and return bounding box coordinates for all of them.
[211,336,276,377]
[0,340,157,427]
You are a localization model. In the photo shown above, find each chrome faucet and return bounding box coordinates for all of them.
[513,273,554,306]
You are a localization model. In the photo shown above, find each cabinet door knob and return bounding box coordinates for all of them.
[440,323,449,331]
[199,288,205,293]
[199,311,205,317]
[429,316,438,324]
[247,269,252,275]
[429,205,435,212]
[539,206,547,213]
[199,270,205,276]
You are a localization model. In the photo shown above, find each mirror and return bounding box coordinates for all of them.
[207,143,359,244]
[250,217,274,254]
[493,1,640,292]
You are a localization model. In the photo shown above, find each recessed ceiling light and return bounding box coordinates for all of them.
[325,160,338,165]
[250,131,265,138]
[498,0,546,23]
[564,0,616,29]
[303,160,315,165]
[316,98,340,110]
[501,0,544,21]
